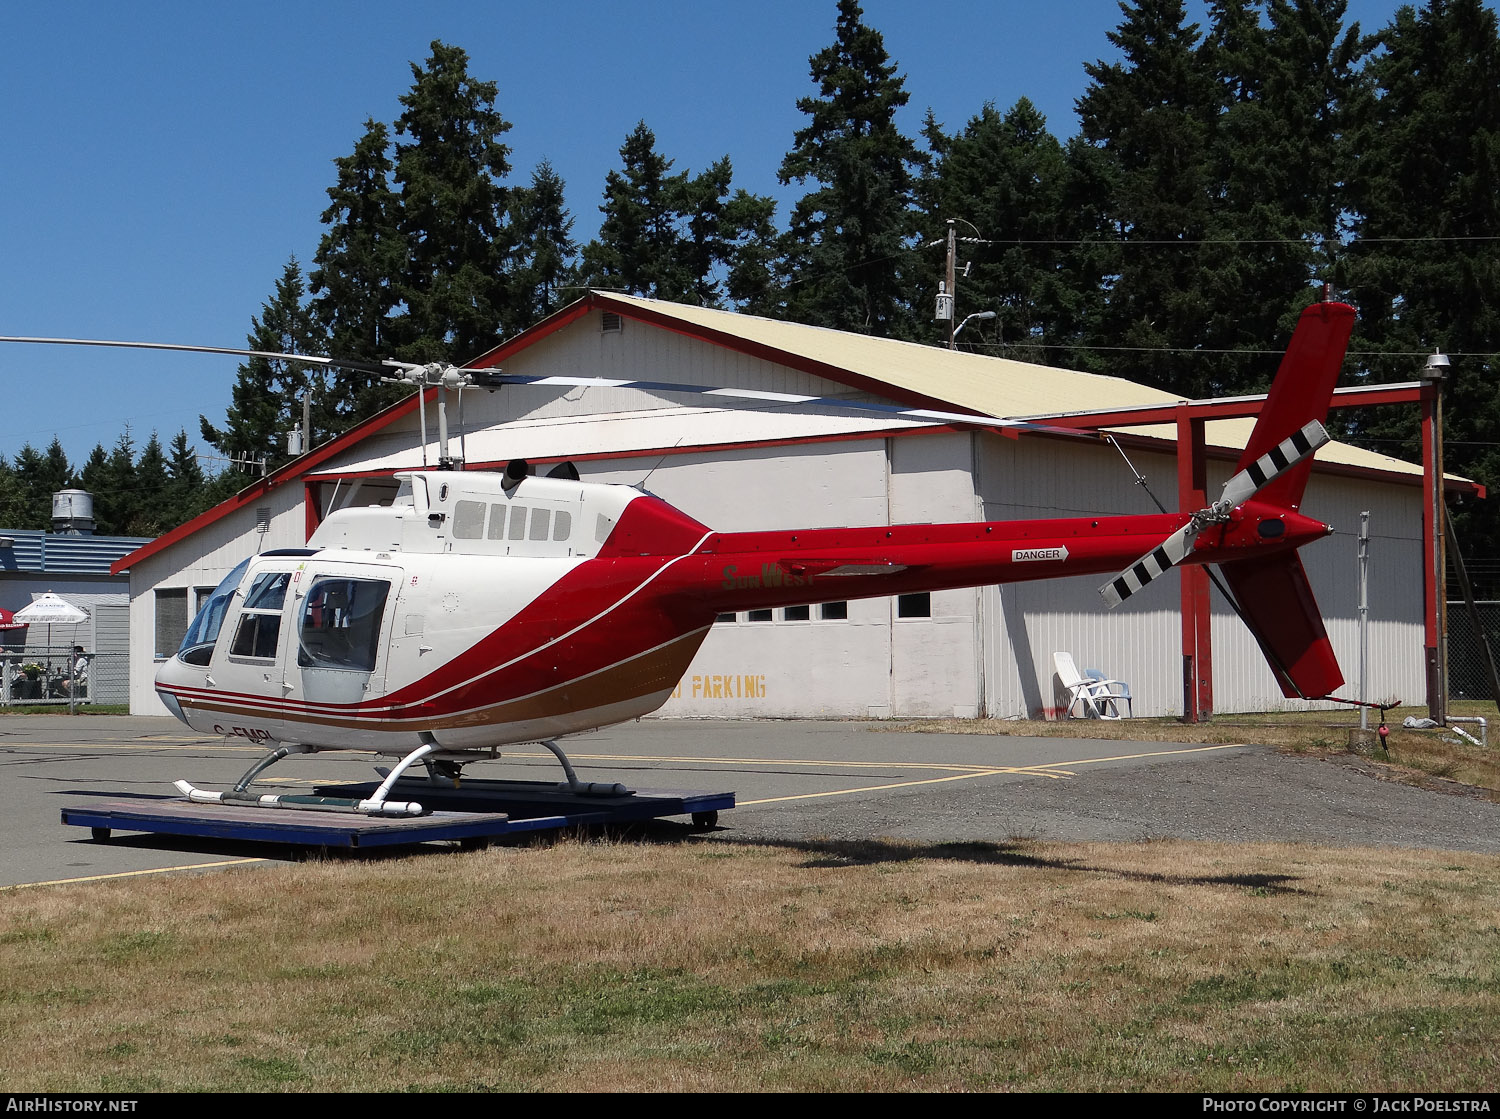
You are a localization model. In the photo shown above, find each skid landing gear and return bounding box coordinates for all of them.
[175,742,433,818]
[539,739,630,797]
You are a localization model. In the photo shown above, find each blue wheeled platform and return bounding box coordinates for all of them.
[60,782,734,851]
[313,777,734,828]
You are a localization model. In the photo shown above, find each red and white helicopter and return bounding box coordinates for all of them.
[3,301,1354,817]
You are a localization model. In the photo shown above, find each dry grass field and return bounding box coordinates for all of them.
[2,835,1497,1092]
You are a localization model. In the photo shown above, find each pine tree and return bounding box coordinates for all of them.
[12,442,73,529]
[200,259,330,478]
[581,122,691,299]
[309,118,405,427]
[100,430,139,536]
[720,188,781,314]
[580,123,774,307]
[78,445,111,532]
[165,429,210,528]
[509,159,579,323]
[392,40,515,363]
[1195,0,1365,392]
[1075,0,1220,395]
[1344,0,1500,553]
[918,99,1094,360]
[778,0,924,337]
[0,460,24,529]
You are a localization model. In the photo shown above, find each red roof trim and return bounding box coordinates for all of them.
[465,297,597,368]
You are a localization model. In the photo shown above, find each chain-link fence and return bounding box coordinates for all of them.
[1,650,129,708]
[1449,602,1500,701]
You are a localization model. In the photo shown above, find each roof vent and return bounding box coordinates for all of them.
[600,312,622,334]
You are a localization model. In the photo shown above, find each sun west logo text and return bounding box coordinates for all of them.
[721,563,809,591]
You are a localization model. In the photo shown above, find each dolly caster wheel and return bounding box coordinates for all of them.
[91,827,111,842]
[691,811,718,831]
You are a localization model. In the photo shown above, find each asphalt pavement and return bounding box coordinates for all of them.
[1,714,1495,889]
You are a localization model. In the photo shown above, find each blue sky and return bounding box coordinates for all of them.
[1,0,1414,469]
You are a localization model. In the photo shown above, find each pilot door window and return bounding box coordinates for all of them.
[228,570,291,660]
[297,578,391,671]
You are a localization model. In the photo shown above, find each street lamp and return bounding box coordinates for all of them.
[952,310,996,342]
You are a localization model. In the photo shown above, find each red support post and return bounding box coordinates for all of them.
[1178,407,1212,722]
[1420,379,1447,721]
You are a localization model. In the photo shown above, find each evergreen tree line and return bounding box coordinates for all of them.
[6,1,1497,551]
[0,430,206,537]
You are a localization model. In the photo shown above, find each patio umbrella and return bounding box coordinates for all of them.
[15,592,89,628]
[14,593,89,709]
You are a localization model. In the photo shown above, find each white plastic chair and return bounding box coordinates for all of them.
[1086,668,1132,718]
[1053,652,1130,720]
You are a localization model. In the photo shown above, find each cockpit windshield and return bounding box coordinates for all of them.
[176,557,250,666]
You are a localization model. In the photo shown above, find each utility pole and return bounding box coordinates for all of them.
[945,220,957,350]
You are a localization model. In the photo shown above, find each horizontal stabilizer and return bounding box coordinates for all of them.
[1217,553,1343,699]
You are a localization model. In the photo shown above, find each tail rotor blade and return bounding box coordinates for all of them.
[1099,521,1199,609]
[1100,418,1331,610]
[1217,419,1330,511]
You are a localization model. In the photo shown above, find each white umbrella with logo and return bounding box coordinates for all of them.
[14,592,89,710]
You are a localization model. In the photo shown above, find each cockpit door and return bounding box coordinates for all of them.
[280,563,401,719]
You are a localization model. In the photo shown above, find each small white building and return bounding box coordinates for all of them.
[116,293,1455,720]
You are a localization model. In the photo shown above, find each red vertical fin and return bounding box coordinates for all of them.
[1218,553,1344,699]
[1236,302,1355,511]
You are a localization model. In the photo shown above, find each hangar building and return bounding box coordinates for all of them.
[115,292,1448,721]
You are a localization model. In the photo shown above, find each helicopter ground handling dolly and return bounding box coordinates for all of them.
[61,737,734,854]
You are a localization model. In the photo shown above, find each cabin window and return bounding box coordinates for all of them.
[529,509,551,541]
[454,500,486,540]
[297,577,391,672]
[488,505,508,540]
[553,511,572,540]
[508,507,528,540]
[176,558,251,664]
[227,568,292,661]
[230,612,281,659]
[243,571,291,611]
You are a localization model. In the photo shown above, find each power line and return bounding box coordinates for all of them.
[929,234,1500,247]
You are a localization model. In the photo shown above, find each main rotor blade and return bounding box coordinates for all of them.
[471,372,1102,440]
[0,335,390,376]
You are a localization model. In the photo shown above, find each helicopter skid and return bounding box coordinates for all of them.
[173,779,427,818]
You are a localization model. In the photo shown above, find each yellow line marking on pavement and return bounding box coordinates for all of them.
[1,858,267,891]
[734,742,1246,806]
